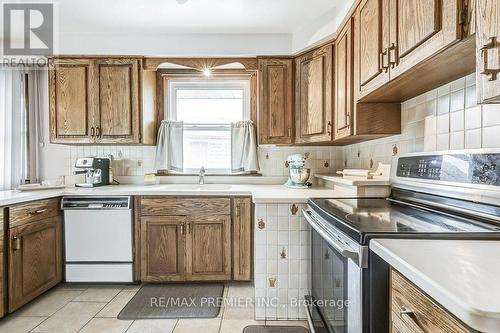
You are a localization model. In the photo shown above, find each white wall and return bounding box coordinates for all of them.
[291,0,354,54]
[58,32,292,56]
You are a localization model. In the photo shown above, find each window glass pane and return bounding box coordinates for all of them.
[176,89,244,124]
[183,129,231,171]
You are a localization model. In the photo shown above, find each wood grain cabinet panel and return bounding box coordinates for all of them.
[476,0,500,103]
[390,269,476,333]
[357,0,390,98]
[258,58,294,144]
[232,198,252,281]
[141,197,231,216]
[295,44,334,144]
[335,19,354,140]
[0,208,5,318]
[49,59,95,143]
[8,216,62,312]
[49,57,142,144]
[9,198,60,228]
[140,216,186,282]
[389,0,462,78]
[95,58,141,143]
[186,215,231,281]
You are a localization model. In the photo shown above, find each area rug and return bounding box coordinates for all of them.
[118,283,224,319]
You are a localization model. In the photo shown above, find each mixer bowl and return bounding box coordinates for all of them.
[289,168,310,184]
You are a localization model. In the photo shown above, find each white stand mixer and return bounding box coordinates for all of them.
[284,153,311,188]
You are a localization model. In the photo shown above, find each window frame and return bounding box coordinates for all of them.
[156,69,258,175]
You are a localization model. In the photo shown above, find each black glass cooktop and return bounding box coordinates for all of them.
[308,197,500,245]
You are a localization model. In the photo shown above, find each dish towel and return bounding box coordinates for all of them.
[231,120,259,173]
[155,120,184,172]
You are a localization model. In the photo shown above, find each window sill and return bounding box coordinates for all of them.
[156,171,262,177]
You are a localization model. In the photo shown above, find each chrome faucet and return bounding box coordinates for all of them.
[198,166,206,185]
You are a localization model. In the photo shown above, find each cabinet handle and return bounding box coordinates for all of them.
[327,121,332,136]
[12,236,21,251]
[399,306,426,333]
[90,127,95,137]
[287,128,292,137]
[29,208,47,215]
[480,37,500,81]
[388,43,397,68]
[96,126,102,138]
[235,204,241,217]
[380,49,389,72]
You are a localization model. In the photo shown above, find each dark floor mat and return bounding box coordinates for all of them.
[243,326,309,333]
[118,283,224,319]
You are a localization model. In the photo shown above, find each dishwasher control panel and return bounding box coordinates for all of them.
[61,196,131,210]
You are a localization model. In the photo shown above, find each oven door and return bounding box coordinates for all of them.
[304,209,363,333]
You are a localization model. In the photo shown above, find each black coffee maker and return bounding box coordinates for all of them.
[74,157,110,188]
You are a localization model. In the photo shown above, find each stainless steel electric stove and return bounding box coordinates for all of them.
[303,149,500,333]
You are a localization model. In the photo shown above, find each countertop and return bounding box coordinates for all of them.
[371,239,500,333]
[0,184,357,206]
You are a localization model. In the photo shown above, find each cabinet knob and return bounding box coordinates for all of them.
[480,37,500,81]
[388,43,398,68]
[12,236,21,251]
[380,49,389,72]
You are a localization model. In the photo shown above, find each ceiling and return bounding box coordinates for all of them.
[58,0,341,34]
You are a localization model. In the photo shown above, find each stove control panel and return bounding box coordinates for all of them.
[396,153,500,186]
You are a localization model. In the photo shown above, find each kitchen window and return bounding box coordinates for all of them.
[167,79,251,174]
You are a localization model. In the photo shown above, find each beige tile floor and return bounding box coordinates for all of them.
[0,283,308,333]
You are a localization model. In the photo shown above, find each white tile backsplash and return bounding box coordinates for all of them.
[342,73,500,168]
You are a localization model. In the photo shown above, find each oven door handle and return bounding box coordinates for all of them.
[303,209,360,264]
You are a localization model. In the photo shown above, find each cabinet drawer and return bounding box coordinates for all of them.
[141,197,231,216]
[391,269,473,333]
[9,198,61,228]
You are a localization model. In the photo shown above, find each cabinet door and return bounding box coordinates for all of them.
[356,0,390,98]
[49,59,95,143]
[295,44,334,144]
[335,20,354,140]
[95,58,141,143]
[476,0,500,103]
[8,216,62,312]
[140,216,186,282]
[389,0,462,78]
[232,198,252,281]
[186,215,231,281]
[0,209,4,318]
[258,58,294,144]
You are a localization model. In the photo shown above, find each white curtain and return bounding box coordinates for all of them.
[231,120,259,173]
[25,69,45,183]
[155,120,184,172]
[0,68,25,190]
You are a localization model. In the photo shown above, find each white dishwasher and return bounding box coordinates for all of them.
[61,196,133,282]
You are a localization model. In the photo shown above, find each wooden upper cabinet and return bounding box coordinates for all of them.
[95,58,141,143]
[140,216,186,282]
[335,19,354,140]
[356,0,390,98]
[476,0,500,103]
[8,216,62,312]
[295,44,334,144]
[388,0,462,78]
[185,215,231,281]
[258,58,294,144]
[49,58,95,143]
[49,57,142,144]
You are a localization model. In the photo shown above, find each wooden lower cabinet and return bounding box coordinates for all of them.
[0,208,5,318]
[390,268,476,333]
[138,196,252,282]
[140,216,186,282]
[8,215,62,312]
[232,198,252,281]
[185,215,231,281]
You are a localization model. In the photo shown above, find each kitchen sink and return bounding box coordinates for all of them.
[161,184,232,191]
